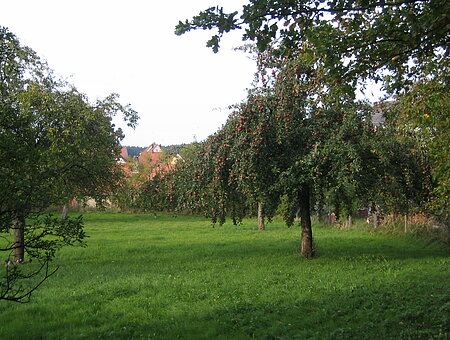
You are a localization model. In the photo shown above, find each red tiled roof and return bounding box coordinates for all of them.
[118,144,181,180]
[138,144,162,165]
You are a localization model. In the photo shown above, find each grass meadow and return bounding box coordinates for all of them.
[0,213,448,339]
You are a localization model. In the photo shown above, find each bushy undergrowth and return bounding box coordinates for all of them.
[366,215,448,248]
[325,213,449,249]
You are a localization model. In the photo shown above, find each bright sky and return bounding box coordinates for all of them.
[0,0,255,146]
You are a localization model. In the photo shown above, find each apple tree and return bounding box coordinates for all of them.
[0,27,138,302]
[176,0,449,224]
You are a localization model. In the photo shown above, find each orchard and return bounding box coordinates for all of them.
[135,49,432,258]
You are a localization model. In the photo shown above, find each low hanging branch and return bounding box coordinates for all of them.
[1,214,86,302]
[1,261,59,303]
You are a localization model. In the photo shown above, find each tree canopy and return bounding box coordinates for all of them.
[172,0,450,255]
[176,0,449,92]
[136,51,393,257]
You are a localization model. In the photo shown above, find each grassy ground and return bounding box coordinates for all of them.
[0,213,448,339]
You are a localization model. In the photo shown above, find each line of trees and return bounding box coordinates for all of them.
[120,0,448,257]
[172,0,448,253]
[175,0,449,218]
[126,49,433,257]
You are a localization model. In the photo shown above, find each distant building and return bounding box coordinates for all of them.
[138,143,162,165]
[117,143,181,179]
[138,143,181,179]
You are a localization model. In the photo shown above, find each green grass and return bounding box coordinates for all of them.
[1,213,449,339]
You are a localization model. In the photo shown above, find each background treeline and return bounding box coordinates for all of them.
[123,145,192,158]
[124,146,145,157]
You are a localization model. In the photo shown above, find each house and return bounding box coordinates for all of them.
[117,143,181,180]
[138,143,162,164]
[138,143,181,179]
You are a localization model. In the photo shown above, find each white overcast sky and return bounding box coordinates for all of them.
[0,0,255,146]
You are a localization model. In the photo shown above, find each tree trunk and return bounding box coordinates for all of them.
[372,207,379,227]
[346,215,352,229]
[61,203,69,219]
[12,216,25,263]
[298,186,314,258]
[257,202,265,230]
[404,214,408,233]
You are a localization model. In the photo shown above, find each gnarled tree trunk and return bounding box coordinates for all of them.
[12,216,25,263]
[257,202,265,230]
[298,185,313,258]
